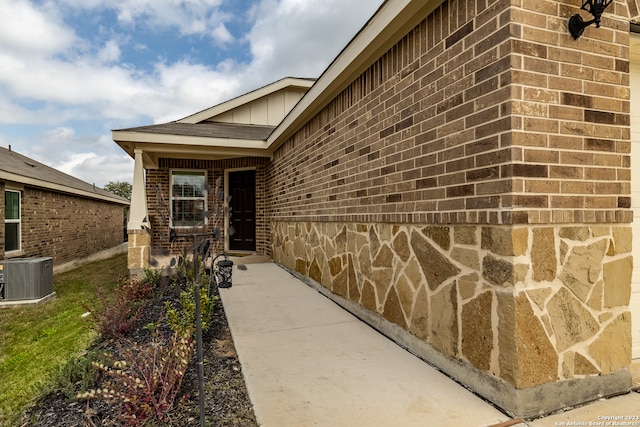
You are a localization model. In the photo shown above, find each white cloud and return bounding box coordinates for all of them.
[0,0,76,57]
[55,151,134,187]
[25,133,134,187]
[44,127,76,140]
[98,40,122,63]
[243,0,381,81]
[0,0,384,187]
[0,98,38,125]
[0,0,381,127]
[55,152,99,175]
[57,0,227,38]
[212,24,234,45]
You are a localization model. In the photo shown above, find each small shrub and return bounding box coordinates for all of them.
[77,329,194,426]
[117,274,157,303]
[142,268,161,285]
[165,284,216,336]
[42,350,105,399]
[165,255,216,336]
[79,275,158,339]
[78,287,144,339]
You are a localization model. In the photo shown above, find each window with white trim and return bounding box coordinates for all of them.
[171,171,207,227]
[4,190,21,252]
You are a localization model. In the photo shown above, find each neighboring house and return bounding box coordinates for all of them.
[0,146,129,267]
[113,0,640,418]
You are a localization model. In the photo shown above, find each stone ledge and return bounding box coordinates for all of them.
[283,263,633,419]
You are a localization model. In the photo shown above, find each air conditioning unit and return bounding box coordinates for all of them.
[0,257,53,301]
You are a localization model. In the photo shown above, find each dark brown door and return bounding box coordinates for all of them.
[228,170,256,251]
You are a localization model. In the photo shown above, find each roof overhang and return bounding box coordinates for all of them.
[0,170,129,205]
[113,130,271,169]
[112,0,440,165]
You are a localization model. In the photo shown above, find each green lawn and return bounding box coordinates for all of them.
[0,253,128,426]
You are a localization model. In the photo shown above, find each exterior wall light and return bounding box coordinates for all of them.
[568,0,613,39]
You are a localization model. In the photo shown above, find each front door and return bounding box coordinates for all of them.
[228,170,256,252]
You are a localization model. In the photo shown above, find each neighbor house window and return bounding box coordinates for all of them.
[4,190,21,252]
[171,171,206,227]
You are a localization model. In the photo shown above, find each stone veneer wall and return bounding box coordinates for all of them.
[272,221,632,415]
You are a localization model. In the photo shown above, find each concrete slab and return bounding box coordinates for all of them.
[0,291,56,308]
[517,392,640,426]
[219,263,511,427]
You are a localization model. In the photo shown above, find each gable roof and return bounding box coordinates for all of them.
[113,78,314,166]
[113,0,439,163]
[178,77,315,124]
[0,146,129,205]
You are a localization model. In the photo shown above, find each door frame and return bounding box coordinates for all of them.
[630,34,640,359]
[224,167,257,253]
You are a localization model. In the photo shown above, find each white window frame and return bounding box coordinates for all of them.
[170,170,207,228]
[4,189,21,254]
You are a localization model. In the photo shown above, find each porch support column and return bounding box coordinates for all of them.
[127,148,150,274]
[128,148,149,231]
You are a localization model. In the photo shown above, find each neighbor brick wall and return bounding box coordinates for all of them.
[1,183,125,265]
[145,157,269,258]
[0,183,4,260]
[265,0,631,226]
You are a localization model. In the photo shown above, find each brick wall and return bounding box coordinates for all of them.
[265,0,631,226]
[264,0,633,416]
[0,183,5,259]
[1,183,125,265]
[145,157,269,258]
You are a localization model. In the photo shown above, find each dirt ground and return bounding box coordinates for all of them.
[20,280,259,427]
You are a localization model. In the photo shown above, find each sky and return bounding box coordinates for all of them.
[0,0,384,188]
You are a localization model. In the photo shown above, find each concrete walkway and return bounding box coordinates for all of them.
[219,261,640,427]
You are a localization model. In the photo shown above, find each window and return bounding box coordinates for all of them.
[171,171,206,227]
[5,190,21,252]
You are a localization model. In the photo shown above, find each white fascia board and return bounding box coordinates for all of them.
[144,143,272,159]
[113,131,269,150]
[267,0,438,150]
[178,77,315,124]
[0,171,130,205]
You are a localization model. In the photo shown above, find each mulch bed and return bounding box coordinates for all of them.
[20,278,259,427]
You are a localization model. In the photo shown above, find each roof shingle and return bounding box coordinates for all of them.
[0,146,129,204]
[115,121,276,140]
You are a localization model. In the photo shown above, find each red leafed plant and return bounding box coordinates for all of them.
[79,274,157,339]
[77,328,194,426]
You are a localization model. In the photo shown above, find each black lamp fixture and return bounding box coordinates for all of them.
[568,0,613,39]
